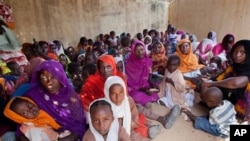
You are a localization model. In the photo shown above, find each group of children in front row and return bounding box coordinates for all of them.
[2,54,239,141]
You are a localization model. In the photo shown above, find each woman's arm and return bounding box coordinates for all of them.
[203,76,249,89]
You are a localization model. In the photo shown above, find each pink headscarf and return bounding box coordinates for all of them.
[125,40,152,90]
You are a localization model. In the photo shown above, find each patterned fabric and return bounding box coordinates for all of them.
[25,60,86,137]
[0,2,15,29]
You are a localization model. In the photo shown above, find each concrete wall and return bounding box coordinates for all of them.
[3,0,169,47]
[169,0,250,42]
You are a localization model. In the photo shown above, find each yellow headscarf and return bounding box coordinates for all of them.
[4,96,61,130]
[175,39,204,73]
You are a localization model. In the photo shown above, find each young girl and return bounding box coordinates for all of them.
[82,98,130,141]
[4,96,71,141]
[104,76,161,140]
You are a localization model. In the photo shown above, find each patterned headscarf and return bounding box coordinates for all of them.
[25,60,86,137]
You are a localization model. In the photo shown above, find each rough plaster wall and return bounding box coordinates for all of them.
[169,0,250,42]
[3,0,169,47]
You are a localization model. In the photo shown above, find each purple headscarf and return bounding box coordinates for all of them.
[125,40,152,90]
[25,60,86,137]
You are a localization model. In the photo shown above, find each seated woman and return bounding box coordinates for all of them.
[174,39,207,89]
[125,40,159,106]
[79,54,126,112]
[203,40,250,123]
[194,38,214,65]
[150,41,168,75]
[212,34,235,69]
[24,60,87,139]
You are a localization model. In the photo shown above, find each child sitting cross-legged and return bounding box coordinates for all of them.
[182,87,238,138]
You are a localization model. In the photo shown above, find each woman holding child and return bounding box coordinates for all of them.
[203,39,250,122]
[24,60,87,140]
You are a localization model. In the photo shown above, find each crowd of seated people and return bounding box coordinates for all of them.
[1,20,249,141]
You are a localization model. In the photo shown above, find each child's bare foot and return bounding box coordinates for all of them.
[181,107,196,122]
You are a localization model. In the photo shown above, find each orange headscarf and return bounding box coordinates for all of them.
[4,96,61,130]
[79,55,126,111]
[150,41,167,72]
[175,39,204,73]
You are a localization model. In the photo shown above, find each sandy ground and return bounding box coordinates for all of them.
[149,93,228,141]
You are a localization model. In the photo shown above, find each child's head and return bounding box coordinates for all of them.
[202,87,223,108]
[89,99,114,136]
[166,55,180,73]
[136,32,143,40]
[144,35,152,45]
[9,97,39,119]
[110,31,116,38]
[164,42,172,56]
[104,76,126,106]
[210,56,222,67]
[120,36,131,48]
[84,52,97,65]
[151,41,163,54]
[114,57,124,74]
[82,63,97,82]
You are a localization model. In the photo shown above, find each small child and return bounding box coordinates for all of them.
[158,55,186,108]
[104,76,161,140]
[82,98,131,141]
[157,55,185,128]
[4,96,70,141]
[168,27,178,53]
[182,87,238,138]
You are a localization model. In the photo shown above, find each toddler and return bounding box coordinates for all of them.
[182,87,238,138]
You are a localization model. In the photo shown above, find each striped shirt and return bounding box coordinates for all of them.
[209,100,238,136]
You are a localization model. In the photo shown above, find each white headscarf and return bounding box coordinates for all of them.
[114,56,125,75]
[144,35,152,55]
[88,98,119,141]
[104,76,131,135]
